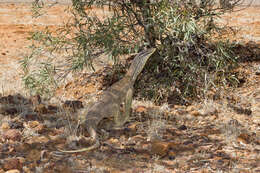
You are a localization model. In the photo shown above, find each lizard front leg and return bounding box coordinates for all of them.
[114,87,133,127]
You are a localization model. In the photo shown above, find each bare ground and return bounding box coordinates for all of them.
[0,3,259,173]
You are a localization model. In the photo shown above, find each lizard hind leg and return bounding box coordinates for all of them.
[57,126,100,153]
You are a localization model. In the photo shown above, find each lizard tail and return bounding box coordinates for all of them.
[126,48,156,82]
[57,140,100,153]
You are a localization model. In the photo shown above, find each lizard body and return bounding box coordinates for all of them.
[58,48,156,153]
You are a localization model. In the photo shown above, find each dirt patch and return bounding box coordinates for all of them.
[0,3,70,94]
[220,6,260,44]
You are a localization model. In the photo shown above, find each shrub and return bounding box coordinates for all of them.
[21,0,243,103]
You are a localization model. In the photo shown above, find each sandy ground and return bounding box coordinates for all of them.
[0,3,113,96]
[0,3,69,94]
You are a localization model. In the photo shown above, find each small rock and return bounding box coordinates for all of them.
[150,141,170,157]
[34,104,48,114]
[106,138,120,148]
[190,110,202,116]
[22,167,31,173]
[27,121,40,128]
[1,122,10,130]
[252,117,260,124]
[128,135,145,144]
[25,121,45,133]
[208,115,218,121]
[3,129,22,141]
[168,151,176,160]
[237,133,251,144]
[135,106,147,113]
[173,105,184,109]
[5,169,20,173]
[178,125,187,130]
[3,158,22,171]
[186,105,196,112]
[255,139,260,145]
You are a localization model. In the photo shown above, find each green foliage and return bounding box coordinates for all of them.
[21,0,242,102]
[31,0,45,18]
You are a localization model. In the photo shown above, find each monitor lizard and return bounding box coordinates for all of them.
[58,48,156,153]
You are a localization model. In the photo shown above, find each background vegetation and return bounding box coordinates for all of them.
[21,0,243,104]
